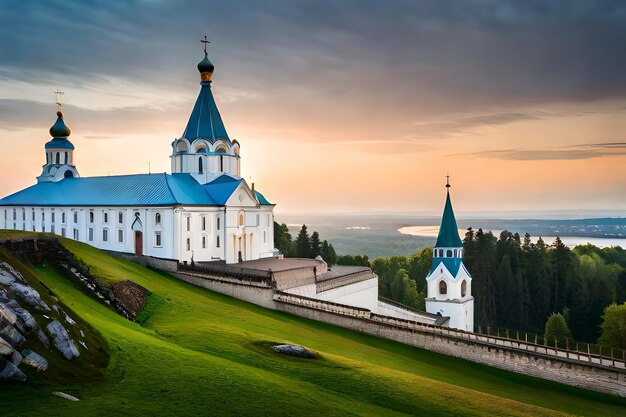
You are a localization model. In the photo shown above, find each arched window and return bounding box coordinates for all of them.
[56,153,60,164]
[64,152,69,164]
[439,280,447,295]
[64,170,74,178]
[176,141,188,153]
[238,212,244,227]
[219,155,224,172]
[89,211,94,223]
[446,249,452,257]
[155,212,161,224]
[461,280,467,297]
[198,157,203,174]
[196,145,208,153]
[215,145,227,153]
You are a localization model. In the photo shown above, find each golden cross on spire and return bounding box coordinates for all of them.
[446,173,451,188]
[201,35,210,56]
[53,89,64,111]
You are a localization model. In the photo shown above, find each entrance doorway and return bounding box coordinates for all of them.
[135,231,143,255]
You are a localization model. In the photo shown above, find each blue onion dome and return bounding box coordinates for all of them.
[49,111,71,138]
[197,54,215,82]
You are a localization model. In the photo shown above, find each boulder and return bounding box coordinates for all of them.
[0,303,18,325]
[0,273,15,286]
[0,336,14,355]
[0,289,8,302]
[10,282,50,311]
[271,344,318,359]
[0,324,26,347]
[21,349,48,371]
[11,350,22,366]
[0,357,27,381]
[37,329,50,350]
[8,304,37,332]
[47,320,79,360]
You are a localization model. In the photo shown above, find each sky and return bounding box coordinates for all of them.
[0,0,625,215]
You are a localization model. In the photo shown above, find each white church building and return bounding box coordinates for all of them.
[425,180,474,332]
[0,49,276,264]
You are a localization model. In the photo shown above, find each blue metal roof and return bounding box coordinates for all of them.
[181,82,230,143]
[0,173,271,208]
[429,258,468,278]
[45,138,75,150]
[435,190,463,248]
[254,190,272,206]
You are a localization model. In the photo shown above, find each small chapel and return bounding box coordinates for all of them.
[0,44,276,264]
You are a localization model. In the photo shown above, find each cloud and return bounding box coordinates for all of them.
[461,142,626,161]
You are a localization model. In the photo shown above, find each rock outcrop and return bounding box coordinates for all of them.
[21,349,48,371]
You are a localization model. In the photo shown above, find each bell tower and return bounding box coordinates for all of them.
[37,91,79,183]
[425,177,474,332]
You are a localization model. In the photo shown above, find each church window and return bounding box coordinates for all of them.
[219,155,224,172]
[202,236,206,249]
[73,229,79,240]
[22,209,25,221]
[186,238,191,251]
[198,157,203,174]
[12,209,16,221]
[238,212,244,227]
[256,214,260,226]
[201,216,206,231]
[89,211,94,223]
[446,249,452,257]
[61,212,66,223]
[56,153,60,164]
[102,229,108,242]
[155,232,162,247]
[155,212,161,224]
[217,217,221,231]
[461,280,467,297]
[64,152,69,164]
[216,236,220,248]
[439,281,447,295]
[176,141,187,153]
[263,231,267,243]
[46,153,49,164]
[118,229,124,243]
[118,212,123,224]
[186,216,191,231]
[88,228,94,242]
[73,211,78,223]
[51,225,55,234]
[41,211,45,222]
[104,212,108,223]
[51,211,55,222]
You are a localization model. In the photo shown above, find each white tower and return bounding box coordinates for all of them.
[170,38,241,184]
[425,178,474,332]
[37,92,80,183]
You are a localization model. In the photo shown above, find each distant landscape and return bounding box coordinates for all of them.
[277,213,626,258]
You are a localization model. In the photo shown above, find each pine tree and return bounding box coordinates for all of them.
[321,240,338,266]
[550,237,575,313]
[295,224,311,258]
[470,229,497,328]
[273,222,293,257]
[310,231,322,258]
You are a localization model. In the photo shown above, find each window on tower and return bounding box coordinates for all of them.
[439,280,447,295]
[461,280,467,297]
[446,249,452,257]
[155,212,161,224]
[198,157,203,174]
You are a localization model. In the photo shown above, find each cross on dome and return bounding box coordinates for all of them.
[53,89,64,111]
[201,36,210,56]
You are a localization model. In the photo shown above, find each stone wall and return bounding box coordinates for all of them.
[112,252,179,272]
[274,296,626,398]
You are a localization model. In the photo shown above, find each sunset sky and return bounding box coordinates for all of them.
[0,1,625,215]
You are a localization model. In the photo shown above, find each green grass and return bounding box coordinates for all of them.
[1,235,625,416]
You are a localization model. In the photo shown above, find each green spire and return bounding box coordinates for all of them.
[435,186,463,248]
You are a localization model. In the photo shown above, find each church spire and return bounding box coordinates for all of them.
[435,176,463,248]
[181,40,229,142]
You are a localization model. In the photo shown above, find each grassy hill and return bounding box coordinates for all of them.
[1,233,625,416]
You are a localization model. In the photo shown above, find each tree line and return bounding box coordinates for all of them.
[274,222,337,265]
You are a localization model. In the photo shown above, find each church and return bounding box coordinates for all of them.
[0,46,276,264]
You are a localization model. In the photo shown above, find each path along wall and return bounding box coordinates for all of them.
[171,270,626,398]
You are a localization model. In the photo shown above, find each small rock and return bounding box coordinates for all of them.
[21,349,48,371]
[64,314,76,326]
[79,340,88,350]
[37,329,50,350]
[10,350,22,366]
[0,336,14,355]
[80,329,85,338]
[47,320,80,360]
[0,324,26,347]
[0,357,27,381]
[271,344,318,359]
[53,391,80,402]
[0,289,8,302]
[8,304,37,332]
